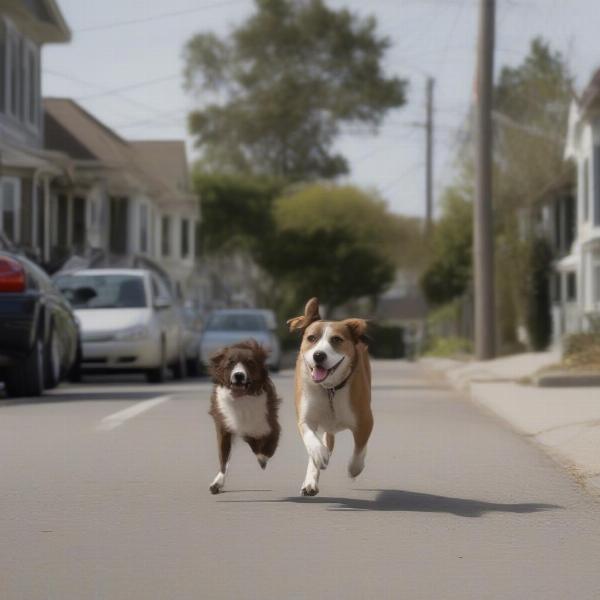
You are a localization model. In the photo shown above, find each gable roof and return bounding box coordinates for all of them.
[43,98,195,208]
[579,68,600,115]
[44,98,130,164]
[130,140,190,195]
[2,0,71,43]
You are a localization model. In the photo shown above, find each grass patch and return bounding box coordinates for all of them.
[423,336,473,358]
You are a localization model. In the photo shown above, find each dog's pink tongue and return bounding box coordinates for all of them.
[312,366,328,382]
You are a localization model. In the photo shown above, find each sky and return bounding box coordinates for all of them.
[42,0,600,219]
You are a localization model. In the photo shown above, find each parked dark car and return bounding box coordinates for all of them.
[0,252,81,397]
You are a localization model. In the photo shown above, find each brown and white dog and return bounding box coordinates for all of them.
[208,340,281,494]
[288,297,373,496]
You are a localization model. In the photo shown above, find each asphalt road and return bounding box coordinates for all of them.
[2,360,600,599]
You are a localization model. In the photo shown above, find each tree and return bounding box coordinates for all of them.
[427,39,573,350]
[492,39,572,349]
[193,171,283,254]
[420,188,472,306]
[183,0,406,181]
[261,184,398,311]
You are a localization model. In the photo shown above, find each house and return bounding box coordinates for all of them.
[43,98,202,302]
[375,269,429,356]
[0,0,70,258]
[552,69,600,343]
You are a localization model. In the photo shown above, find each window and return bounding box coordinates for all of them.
[109,197,129,255]
[56,194,69,247]
[594,145,600,226]
[0,20,5,114]
[72,197,86,250]
[583,159,590,222]
[552,273,561,303]
[195,221,202,258]
[161,216,171,257]
[553,201,561,251]
[55,274,148,309]
[26,44,37,126]
[595,260,600,305]
[565,195,576,250]
[8,28,19,118]
[0,178,21,242]
[181,218,189,258]
[566,272,577,302]
[0,19,39,128]
[139,204,148,253]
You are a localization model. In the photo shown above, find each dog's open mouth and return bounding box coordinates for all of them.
[311,357,345,383]
[230,381,251,396]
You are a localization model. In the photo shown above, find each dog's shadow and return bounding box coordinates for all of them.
[220,488,560,518]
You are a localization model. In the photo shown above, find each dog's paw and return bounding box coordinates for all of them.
[301,484,319,497]
[209,472,225,494]
[257,454,268,470]
[307,441,330,470]
[348,449,366,479]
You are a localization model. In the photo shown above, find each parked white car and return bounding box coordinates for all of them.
[200,309,281,371]
[54,269,184,383]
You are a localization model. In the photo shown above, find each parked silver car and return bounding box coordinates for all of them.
[55,269,184,383]
[200,309,281,371]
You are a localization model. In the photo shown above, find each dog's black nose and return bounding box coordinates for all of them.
[313,351,327,364]
[234,372,246,383]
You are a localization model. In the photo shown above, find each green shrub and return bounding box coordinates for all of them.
[368,324,405,359]
[423,336,473,358]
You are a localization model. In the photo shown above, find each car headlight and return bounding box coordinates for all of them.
[115,325,149,341]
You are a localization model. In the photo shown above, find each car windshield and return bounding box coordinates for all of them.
[206,313,267,331]
[55,274,148,309]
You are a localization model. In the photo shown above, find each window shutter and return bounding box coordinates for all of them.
[0,20,5,114]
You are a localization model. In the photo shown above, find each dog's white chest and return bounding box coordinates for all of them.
[215,386,271,438]
[300,385,356,433]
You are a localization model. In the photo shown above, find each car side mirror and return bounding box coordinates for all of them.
[155,296,171,310]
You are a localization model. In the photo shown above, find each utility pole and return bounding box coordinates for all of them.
[425,77,434,234]
[474,0,496,359]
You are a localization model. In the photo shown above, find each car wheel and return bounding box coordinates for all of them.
[44,327,62,390]
[5,336,45,398]
[146,341,167,384]
[269,363,281,373]
[68,338,83,383]
[172,347,187,380]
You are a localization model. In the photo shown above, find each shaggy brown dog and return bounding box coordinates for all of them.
[208,340,281,494]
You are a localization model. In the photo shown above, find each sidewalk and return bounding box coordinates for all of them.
[421,351,600,495]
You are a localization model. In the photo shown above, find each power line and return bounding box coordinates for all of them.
[44,69,168,116]
[75,74,181,101]
[74,0,247,33]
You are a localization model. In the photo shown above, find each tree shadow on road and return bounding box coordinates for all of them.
[221,489,561,518]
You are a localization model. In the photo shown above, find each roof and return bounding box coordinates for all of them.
[130,140,190,195]
[44,98,130,164]
[1,0,71,43]
[579,69,600,114]
[375,295,429,323]
[43,99,195,207]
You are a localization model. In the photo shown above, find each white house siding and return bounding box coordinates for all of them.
[558,101,600,344]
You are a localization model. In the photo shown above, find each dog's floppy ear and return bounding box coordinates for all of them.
[287,297,321,332]
[208,348,227,380]
[343,318,370,345]
[246,338,269,364]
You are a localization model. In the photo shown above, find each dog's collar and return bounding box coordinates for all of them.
[324,359,356,393]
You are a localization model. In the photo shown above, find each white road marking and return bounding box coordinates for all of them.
[97,395,171,431]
